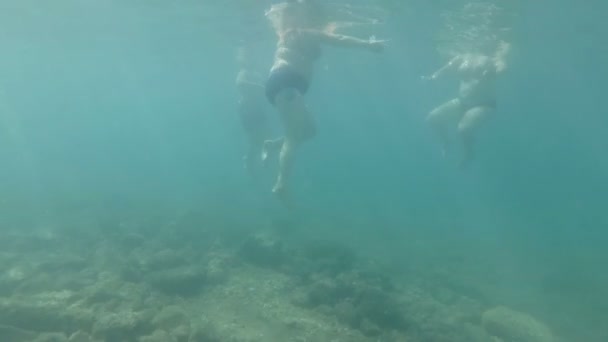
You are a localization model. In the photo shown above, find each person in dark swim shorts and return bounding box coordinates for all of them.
[262,0,385,206]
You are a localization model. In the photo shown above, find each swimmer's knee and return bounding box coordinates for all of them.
[426,110,443,126]
[457,120,474,136]
[459,108,488,133]
[457,119,466,131]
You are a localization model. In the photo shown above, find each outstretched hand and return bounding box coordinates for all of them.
[368,36,388,53]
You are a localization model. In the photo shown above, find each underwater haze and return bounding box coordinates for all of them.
[0,0,607,341]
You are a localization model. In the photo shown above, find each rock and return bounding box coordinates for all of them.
[82,287,119,306]
[0,266,30,296]
[204,253,231,285]
[462,323,494,342]
[0,294,94,333]
[119,233,146,249]
[142,248,189,273]
[482,306,554,342]
[334,301,358,326]
[0,324,36,342]
[359,318,382,337]
[188,321,222,342]
[305,278,346,307]
[300,240,357,275]
[139,329,177,342]
[238,232,285,268]
[118,259,145,283]
[68,331,93,342]
[32,332,68,342]
[151,306,189,333]
[300,271,407,337]
[171,325,190,342]
[354,287,407,331]
[13,272,56,295]
[92,310,149,340]
[36,254,88,273]
[147,266,207,296]
[3,234,61,253]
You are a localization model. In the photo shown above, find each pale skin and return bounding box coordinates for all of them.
[424,41,510,166]
[236,69,267,175]
[264,3,384,205]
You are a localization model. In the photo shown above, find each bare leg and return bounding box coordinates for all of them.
[261,137,284,167]
[272,137,296,205]
[457,106,492,167]
[426,98,463,157]
[272,88,316,205]
[243,125,267,176]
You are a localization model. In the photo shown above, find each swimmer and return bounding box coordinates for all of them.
[424,41,511,167]
[262,0,385,205]
[236,48,269,175]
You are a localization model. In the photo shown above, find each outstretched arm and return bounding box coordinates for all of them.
[236,70,264,89]
[425,56,460,80]
[302,29,384,52]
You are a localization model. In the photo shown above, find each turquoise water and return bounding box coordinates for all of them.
[0,1,606,341]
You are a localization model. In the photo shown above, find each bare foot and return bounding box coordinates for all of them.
[261,139,283,167]
[261,148,269,166]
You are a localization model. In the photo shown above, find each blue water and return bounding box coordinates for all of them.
[1,0,607,340]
